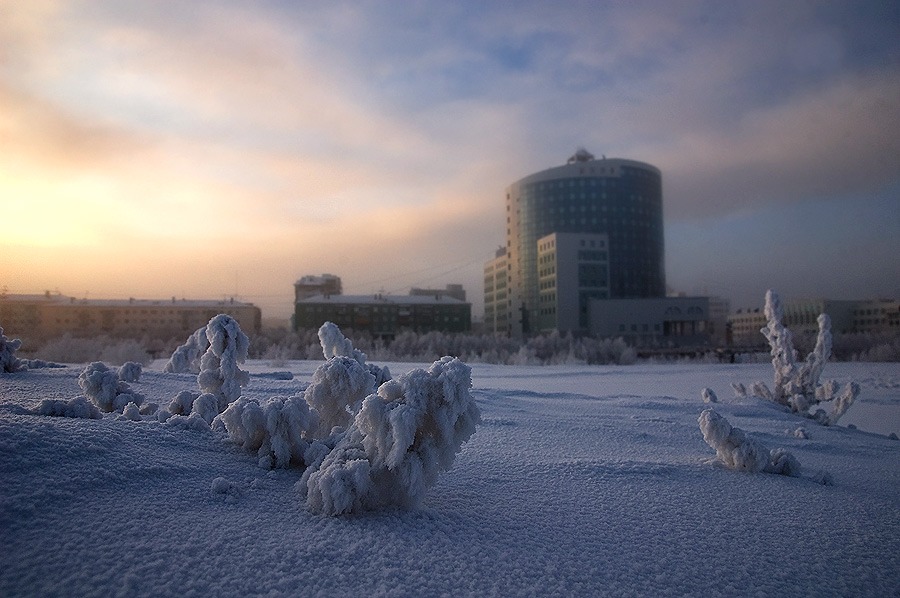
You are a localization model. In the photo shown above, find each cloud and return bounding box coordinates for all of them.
[2,0,898,317]
[654,70,900,218]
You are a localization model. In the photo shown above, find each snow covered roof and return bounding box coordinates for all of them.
[295,274,340,285]
[297,294,468,306]
[0,293,256,308]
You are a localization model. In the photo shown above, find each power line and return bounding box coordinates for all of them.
[384,259,483,295]
[355,253,487,290]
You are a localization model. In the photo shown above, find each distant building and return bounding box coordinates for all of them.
[728,297,899,346]
[0,291,261,342]
[590,296,721,347]
[851,299,900,335]
[483,247,509,335]
[294,274,342,302]
[486,149,665,337]
[294,293,471,338]
[410,284,466,302]
[536,232,610,333]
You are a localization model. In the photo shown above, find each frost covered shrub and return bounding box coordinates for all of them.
[164,326,209,374]
[0,326,26,373]
[190,394,221,424]
[734,290,859,425]
[119,402,143,421]
[216,395,318,468]
[197,314,250,411]
[304,355,375,437]
[117,361,142,383]
[701,388,718,404]
[698,408,800,477]
[78,362,145,413]
[303,356,481,515]
[35,396,102,419]
[167,390,200,416]
[318,321,391,389]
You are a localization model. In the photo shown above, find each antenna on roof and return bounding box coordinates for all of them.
[567,147,595,163]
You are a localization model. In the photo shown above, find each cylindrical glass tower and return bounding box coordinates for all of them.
[505,149,664,335]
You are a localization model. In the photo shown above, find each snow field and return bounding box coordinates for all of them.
[1,360,898,596]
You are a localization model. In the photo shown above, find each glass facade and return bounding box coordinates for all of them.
[504,157,664,335]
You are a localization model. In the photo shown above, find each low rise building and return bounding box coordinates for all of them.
[294,293,471,338]
[589,296,717,347]
[728,297,898,346]
[294,274,342,302]
[0,291,261,342]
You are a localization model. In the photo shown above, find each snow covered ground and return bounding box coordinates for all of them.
[2,359,898,596]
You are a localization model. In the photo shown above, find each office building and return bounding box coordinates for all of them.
[487,149,664,336]
[729,297,899,346]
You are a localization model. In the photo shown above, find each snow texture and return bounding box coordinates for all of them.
[699,408,801,477]
[163,326,209,374]
[77,361,145,413]
[1,360,897,596]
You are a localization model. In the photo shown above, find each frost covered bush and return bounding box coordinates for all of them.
[197,314,250,411]
[119,402,143,422]
[0,326,26,373]
[164,326,209,374]
[253,323,638,366]
[35,396,102,419]
[304,355,375,437]
[701,388,718,404]
[318,321,391,389]
[302,356,481,515]
[215,323,481,514]
[216,395,318,468]
[166,390,200,417]
[698,408,800,477]
[117,361,142,383]
[160,390,219,424]
[159,315,251,427]
[734,290,859,425]
[78,361,145,413]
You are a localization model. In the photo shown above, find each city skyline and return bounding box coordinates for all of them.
[2,1,898,320]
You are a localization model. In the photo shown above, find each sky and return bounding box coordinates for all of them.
[2,0,899,321]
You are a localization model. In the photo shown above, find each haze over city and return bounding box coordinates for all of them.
[3,1,898,320]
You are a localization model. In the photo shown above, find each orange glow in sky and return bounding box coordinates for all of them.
[2,1,898,319]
